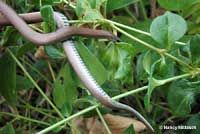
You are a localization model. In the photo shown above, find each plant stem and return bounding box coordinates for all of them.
[85,90,111,134]
[124,7,138,23]
[96,108,112,134]
[36,104,99,134]
[63,0,76,9]
[23,59,52,85]
[110,24,193,69]
[111,24,160,52]
[139,0,148,20]
[0,112,50,126]
[104,19,186,46]
[47,61,56,81]
[8,49,64,119]
[36,71,196,134]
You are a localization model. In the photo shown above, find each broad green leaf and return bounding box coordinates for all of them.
[53,63,77,108]
[187,114,200,134]
[150,12,187,49]
[0,27,24,47]
[44,46,65,59]
[76,0,104,20]
[40,5,56,32]
[0,50,17,105]
[158,0,198,10]
[76,41,108,85]
[102,42,120,78]
[16,75,34,91]
[144,77,166,111]
[136,53,148,81]
[0,123,15,134]
[61,102,72,117]
[123,124,135,134]
[76,0,91,18]
[83,8,104,20]
[189,34,200,66]
[17,43,35,57]
[60,64,77,104]
[155,57,175,79]
[49,119,62,133]
[107,0,138,12]
[143,50,152,75]
[167,80,196,116]
[52,78,66,108]
[144,59,166,111]
[114,42,135,84]
[88,0,106,10]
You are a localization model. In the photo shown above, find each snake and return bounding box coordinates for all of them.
[0,1,154,132]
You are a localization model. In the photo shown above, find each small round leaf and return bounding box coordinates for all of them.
[150,12,187,48]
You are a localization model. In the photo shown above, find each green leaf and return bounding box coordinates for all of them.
[150,12,187,49]
[120,20,154,53]
[40,5,56,32]
[75,41,108,86]
[17,43,35,57]
[0,27,24,47]
[143,50,152,75]
[102,42,120,78]
[107,0,138,12]
[123,124,135,134]
[167,80,196,116]
[52,77,66,108]
[114,42,135,84]
[136,53,148,81]
[189,34,200,66]
[61,102,73,117]
[186,114,200,134]
[144,77,165,111]
[76,0,91,18]
[83,8,104,20]
[144,59,166,111]
[16,75,34,91]
[0,123,15,134]
[88,0,106,10]
[53,63,77,108]
[0,50,17,105]
[158,0,198,10]
[44,46,64,59]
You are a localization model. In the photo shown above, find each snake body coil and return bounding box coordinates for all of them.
[0,1,154,132]
[54,13,154,132]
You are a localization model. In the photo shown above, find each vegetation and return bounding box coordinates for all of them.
[0,0,200,133]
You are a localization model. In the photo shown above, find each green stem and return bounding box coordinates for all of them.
[124,7,138,23]
[37,105,99,134]
[111,24,160,52]
[85,90,111,134]
[110,24,193,69]
[139,0,147,20]
[37,86,148,134]
[23,59,52,85]
[104,19,186,46]
[18,103,57,119]
[7,49,64,119]
[47,61,56,81]
[0,112,50,126]
[96,108,112,134]
[63,0,76,9]
[36,71,195,134]
[164,53,193,69]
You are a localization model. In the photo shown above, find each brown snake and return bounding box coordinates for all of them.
[0,1,154,132]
